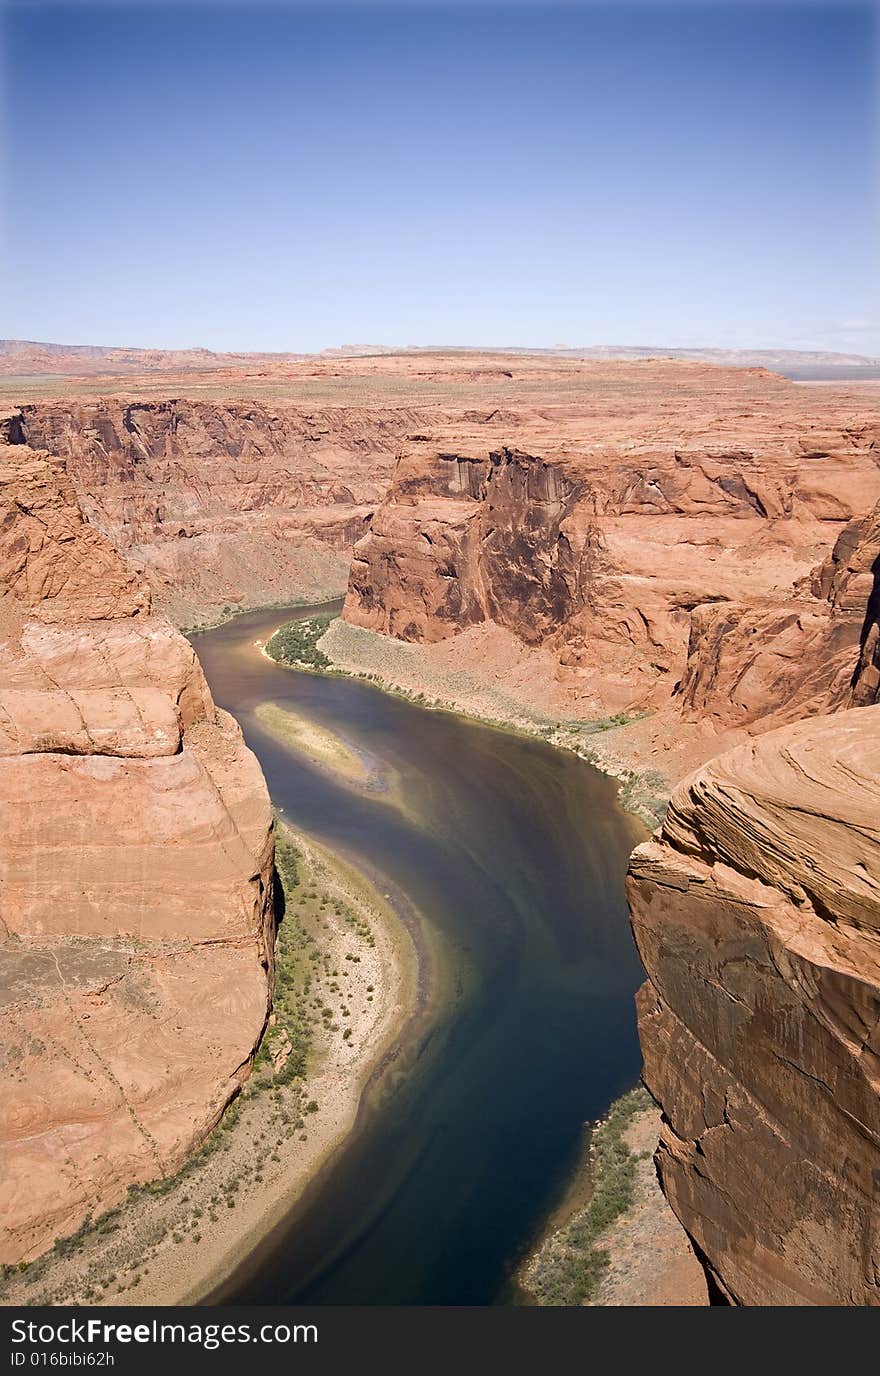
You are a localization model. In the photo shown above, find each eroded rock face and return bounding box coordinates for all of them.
[676,499,880,728]
[8,363,878,726]
[343,365,880,726]
[0,444,275,1263]
[5,357,879,1294]
[842,504,880,707]
[628,707,880,1305]
[3,399,436,623]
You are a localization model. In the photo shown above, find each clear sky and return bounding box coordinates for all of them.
[1,0,877,354]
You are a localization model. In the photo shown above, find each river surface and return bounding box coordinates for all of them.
[192,604,646,1305]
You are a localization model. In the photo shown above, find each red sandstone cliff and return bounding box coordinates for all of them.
[628,706,880,1305]
[2,398,435,624]
[845,504,880,707]
[676,498,880,727]
[341,364,880,733]
[5,355,880,1303]
[0,444,275,1263]
[330,359,880,1305]
[625,504,880,1307]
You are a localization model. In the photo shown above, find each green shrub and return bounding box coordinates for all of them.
[265,616,332,669]
[527,1086,653,1306]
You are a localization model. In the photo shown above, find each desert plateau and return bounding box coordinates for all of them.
[5,0,879,1324]
[0,343,876,1308]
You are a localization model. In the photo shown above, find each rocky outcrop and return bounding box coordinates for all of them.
[0,444,275,1263]
[628,706,880,1305]
[676,500,880,728]
[2,399,436,624]
[343,364,880,726]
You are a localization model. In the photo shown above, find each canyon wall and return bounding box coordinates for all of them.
[677,497,880,728]
[342,368,879,739]
[0,443,275,1263]
[627,495,880,1305]
[847,504,880,706]
[332,359,880,1304]
[6,361,876,716]
[628,706,880,1305]
[4,357,879,1298]
[2,399,436,624]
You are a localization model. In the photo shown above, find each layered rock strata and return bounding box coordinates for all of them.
[2,399,435,623]
[5,359,878,676]
[342,363,879,730]
[628,706,880,1305]
[677,499,880,727]
[0,444,275,1263]
[3,356,879,1299]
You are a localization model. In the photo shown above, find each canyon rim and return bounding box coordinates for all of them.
[0,347,877,1306]
[5,0,880,1335]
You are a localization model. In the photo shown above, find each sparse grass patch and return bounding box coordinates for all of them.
[578,711,650,735]
[617,768,668,829]
[526,1086,653,1306]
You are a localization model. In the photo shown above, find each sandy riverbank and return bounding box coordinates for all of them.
[317,616,670,827]
[256,701,376,789]
[590,1104,708,1307]
[519,1090,708,1308]
[0,827,420,1308]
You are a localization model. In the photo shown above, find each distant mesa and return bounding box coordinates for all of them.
[0,336,877,377]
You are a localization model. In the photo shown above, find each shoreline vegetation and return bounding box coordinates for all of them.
[264,613,334,670]
[519,1087,653,1305]
[519,1086,708,1308]
[0,824,418,1308]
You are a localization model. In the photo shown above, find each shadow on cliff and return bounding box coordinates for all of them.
[273,861,287,930]
[851,551,880,704]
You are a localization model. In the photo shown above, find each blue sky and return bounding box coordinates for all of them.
[1,1,877,354]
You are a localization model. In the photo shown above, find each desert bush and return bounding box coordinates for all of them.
[527,1086,652,1306]
[265,616,332,669]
